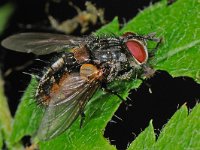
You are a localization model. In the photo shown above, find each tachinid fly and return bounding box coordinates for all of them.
[1,32,161,140]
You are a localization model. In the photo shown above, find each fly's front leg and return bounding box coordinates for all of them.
[149,38,163,58]
[145,34,163,58]
[143,32,161,42]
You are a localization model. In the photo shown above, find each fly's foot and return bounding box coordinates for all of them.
[80,112,86,128]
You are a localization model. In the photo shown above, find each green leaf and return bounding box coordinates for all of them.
[10,0,200,149]
[38,79,141,150]
[0,3,14,35]
[128,104,200,150]
[152,104,200,149]
[10,78,43,145]
[94,17,120,35]
[10,17,141,150]
[0,130,2,149]
[0,3,22,149]
[128,120,156,150]
[121,0,200,83]
[0,74,12,149]
[123,0,200,149]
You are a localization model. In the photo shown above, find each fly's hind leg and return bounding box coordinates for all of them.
[101,83,132,109]
[80,112,86,128]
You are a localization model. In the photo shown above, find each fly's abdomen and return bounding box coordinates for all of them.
[35,52,77,105]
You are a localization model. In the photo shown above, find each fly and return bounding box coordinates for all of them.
[1,32,161,140]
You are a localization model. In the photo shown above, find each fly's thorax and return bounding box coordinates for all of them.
[86,35,127,64]
[101,60,131,82]
[91,48,128,65]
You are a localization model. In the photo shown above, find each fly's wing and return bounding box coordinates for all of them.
[1,33,85,55]
[37,72,101,140]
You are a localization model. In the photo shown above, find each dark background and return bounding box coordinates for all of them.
[0,0,199,150]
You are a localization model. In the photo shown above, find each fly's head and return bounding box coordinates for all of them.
[122,32,148,69]
[119,32,161,79]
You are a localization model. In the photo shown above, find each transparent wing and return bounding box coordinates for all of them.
[37,72,100,140]
[1,33,85,55]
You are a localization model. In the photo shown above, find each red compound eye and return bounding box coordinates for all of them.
[126,40,147,63]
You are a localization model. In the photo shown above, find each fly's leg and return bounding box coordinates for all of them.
[149,38,163,58]
[142,65,156,79]
[167,0,176,5]
[143,32,161,42]
[103,87,125,101]
[101,83,132,109]
[147,36,163,58]
[80,112,86,128]
[142,35,162,78]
